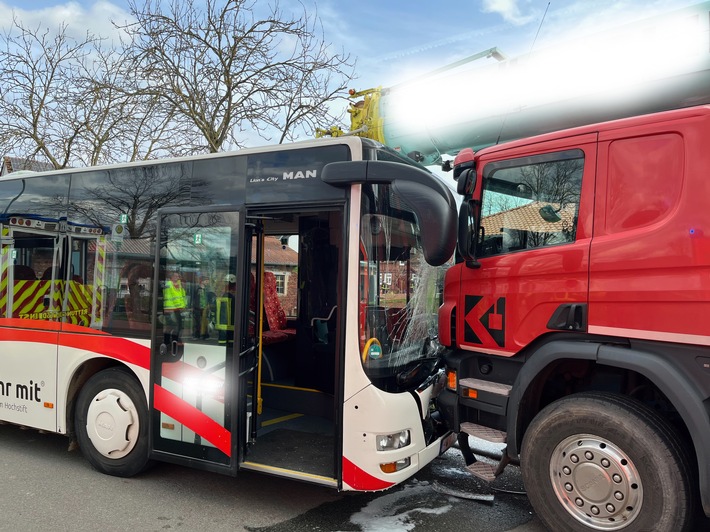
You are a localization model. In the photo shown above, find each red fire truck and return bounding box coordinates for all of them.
[439,103,710,531]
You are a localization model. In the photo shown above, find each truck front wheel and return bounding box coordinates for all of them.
[75,368,151,477]
[521,391,695,532]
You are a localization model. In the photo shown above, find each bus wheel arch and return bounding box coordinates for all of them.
[74,367,151,477]
[521,391,697,532]
[66,358,124,437]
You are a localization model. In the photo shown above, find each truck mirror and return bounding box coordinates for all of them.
[539,204,562,223]
[457,200,480,268]
[457,168,477,196]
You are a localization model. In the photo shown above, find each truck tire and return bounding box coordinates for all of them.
[75,368,151,477]
[521,391,696,532]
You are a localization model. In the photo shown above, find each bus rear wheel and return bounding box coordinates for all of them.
[521,391,696,532]
[75,368,151,477]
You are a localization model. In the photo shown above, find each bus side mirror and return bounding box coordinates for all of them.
[457,200,480,269]
[321,160,457,266]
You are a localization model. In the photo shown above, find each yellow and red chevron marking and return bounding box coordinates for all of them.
[0,228,8,317]
[11,280,55,319]
[93,236,106,324]
[66,281,94,325]
[11,280,93,324]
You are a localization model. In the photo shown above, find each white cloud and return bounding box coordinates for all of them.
[481,0,536,25]
[0,1,132,43]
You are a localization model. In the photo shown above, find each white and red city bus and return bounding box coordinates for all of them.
[0,136,457,489]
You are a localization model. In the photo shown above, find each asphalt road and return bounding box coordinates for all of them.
[5,422,710,532]
[6,425,710,532]
[0,422,546,532]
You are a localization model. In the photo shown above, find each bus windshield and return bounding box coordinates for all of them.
[359,182,448,392]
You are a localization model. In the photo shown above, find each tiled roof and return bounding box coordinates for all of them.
[1,156,55,176]
[481,201,576,234]
[88,235,298,265]
[89,239,153,256]
[258,236,298,266]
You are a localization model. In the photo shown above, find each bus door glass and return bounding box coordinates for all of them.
[150,208,244,473]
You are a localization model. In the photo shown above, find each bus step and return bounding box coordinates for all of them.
[460,422,507,443]
[466,462,498,482]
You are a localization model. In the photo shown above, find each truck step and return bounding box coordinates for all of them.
[458,378,512,397]
[460,422,507,443]
[466,461,498,482]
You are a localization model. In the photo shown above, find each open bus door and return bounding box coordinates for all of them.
[150,206,253,474]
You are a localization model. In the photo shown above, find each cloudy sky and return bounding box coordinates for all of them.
[2,0,707,166]
[3,0,703,89]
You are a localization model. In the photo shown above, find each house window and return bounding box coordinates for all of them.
[380,272,392,285]
[274,273,286,295]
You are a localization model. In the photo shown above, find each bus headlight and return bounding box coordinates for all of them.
[376,429,411,451]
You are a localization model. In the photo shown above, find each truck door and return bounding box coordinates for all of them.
[150,207,251,474]
[460,134,597,354]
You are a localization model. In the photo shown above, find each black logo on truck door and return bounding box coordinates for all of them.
[464,295,505,348]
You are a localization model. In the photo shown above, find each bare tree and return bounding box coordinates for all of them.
[269,7,355,144]
[0,18,98,168]
[518,159,582,208]
[0,17,201,168]
[77,45,203,165]
[119,0,355,152]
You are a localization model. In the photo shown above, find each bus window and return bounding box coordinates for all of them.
[359,183,450,392]
[0,174,71,324]
[66,164,191,337]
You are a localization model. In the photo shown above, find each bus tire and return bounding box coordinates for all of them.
[521,391,696,532]
[75,368,151,477]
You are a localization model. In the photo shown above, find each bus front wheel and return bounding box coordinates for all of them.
[521,391,696,532]
[75,368,151,477]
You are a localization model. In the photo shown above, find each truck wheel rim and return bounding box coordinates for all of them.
[86,388,139,459]
[549,434,643,530]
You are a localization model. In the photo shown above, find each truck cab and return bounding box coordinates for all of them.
[439,104,710,532]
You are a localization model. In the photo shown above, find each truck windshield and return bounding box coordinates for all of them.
[359,182,447,392]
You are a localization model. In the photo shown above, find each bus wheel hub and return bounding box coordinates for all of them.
[86,389,138,459]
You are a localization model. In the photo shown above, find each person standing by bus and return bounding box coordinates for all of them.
[217,274,237,345]
[164,271,187,339]
[193,276,213,339]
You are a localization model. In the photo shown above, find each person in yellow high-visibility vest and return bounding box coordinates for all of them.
[164,271,187,339]
[217,274,237,345]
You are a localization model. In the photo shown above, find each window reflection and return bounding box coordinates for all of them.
[479,150,584,257]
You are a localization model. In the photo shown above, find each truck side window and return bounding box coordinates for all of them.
[478,149,584,257]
